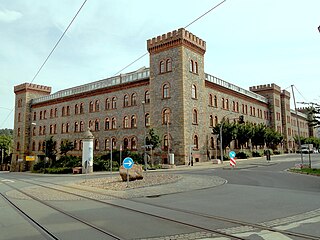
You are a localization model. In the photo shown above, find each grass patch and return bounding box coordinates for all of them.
[290,167,320,176]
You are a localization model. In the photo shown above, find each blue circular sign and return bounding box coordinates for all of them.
[123,157,134,169]
[229,151,236,158]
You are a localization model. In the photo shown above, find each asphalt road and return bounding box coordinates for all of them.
[1,154,320,240]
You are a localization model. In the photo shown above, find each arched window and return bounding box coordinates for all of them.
[65,123,69,133]
[105,98,110,110]
[210,115,213,127]
[236,102,239,112]
[209,94,213,106]
[123,116,129,128]
[189,60,194,72]
[123,94,129,107]
[160,61,165,73]
[214,116,218,127]
[40,111,43,119]
[61,124,64,133]
[192,84,197,99]
[210,137,214,149]
[61,107,65,117]
[105,118,110,130]
[131,93,137,106]
[145,113,150,127]
[225,99,229,110]
[43,110,47,119]
[193,109,198,124]
[33,112,37,121]
[123,138,129,150]
[54,108,58,117]
[94,139,99,151]
[194,61,198,74]
[75,104,79,115]
[111,137,116,149]
[131,137,137,150]
[74,140,78,150]
[80,103,84,114]
[32,141,36,151]
[166,59,172,72]
[80,121,84,132]
[66,106,70,115]
[163,135,169,150]
[232,101,236,111]
[162,108,170,124]
[43,126,46,135]
[112,97,116,109]
[38,142,41,151]
[95,119,100,131]
[95,100,100,112]
[145,90,150,103]
[193,135,199,149]
[214,95,218,107]
[131,115,137,128]
[163,84,170,99]
[221,98,225,109]
[89,101,94,112]
[105,138,110,150]
[74,122,79,132]
[79,140,83,150]
[111,117,116,129]
[89,120,94,130]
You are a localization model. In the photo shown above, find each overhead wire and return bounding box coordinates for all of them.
[0,0,88,129]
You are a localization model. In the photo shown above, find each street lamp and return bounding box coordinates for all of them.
[142,101,147,171]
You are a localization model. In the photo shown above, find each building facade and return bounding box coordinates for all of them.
[12,28,312,171]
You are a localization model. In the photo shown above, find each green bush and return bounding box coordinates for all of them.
[236,151,249,159]
[43,167,72,174]
[32,160,49,171]
[252,151,263,157]
[273,150,281,155]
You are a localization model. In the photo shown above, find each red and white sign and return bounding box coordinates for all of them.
[229,151,236,167]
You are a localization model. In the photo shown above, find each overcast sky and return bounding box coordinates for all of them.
[1,0,319,129]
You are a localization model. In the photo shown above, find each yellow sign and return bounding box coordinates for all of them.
[26,156,35,161]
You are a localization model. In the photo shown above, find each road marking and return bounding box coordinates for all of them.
[1,179,14,183]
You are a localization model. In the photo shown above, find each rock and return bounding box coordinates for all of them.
[119,164,144,181]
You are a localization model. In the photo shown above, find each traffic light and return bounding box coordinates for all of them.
[239,115,244,124]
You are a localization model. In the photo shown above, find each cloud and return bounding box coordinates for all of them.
[0,8,22,23]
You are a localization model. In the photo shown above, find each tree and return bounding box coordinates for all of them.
[0,135,12,164]
[251,123,267,149]
[146,128,160,150]
[265,128,283,150]
[235,122,254,150]
[60,139,74,156]
[43,136,57,167]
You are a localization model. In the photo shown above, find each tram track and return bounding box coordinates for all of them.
[2,175,320,239]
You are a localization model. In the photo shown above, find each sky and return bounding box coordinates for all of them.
[1,0,319,129]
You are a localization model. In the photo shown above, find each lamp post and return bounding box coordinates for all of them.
[142,101,148,171]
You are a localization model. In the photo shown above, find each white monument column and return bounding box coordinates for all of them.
[82,128,94,173]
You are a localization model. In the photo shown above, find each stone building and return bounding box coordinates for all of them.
[12,28,312,171]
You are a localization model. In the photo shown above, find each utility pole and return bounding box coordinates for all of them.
[291,85,304,165]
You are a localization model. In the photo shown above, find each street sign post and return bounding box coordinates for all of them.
[123,157,134,187]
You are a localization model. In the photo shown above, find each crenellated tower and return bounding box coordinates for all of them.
[147,28,207,164]
[12,83,51,171]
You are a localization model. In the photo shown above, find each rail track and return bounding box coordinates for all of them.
[1,175,319,240]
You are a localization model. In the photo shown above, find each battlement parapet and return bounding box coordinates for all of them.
[281,89,290,98]
[249,83,281,93]
[147,28,206,54]
[14,83,51,94]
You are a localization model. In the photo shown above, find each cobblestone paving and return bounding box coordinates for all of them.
[5,173,227,200]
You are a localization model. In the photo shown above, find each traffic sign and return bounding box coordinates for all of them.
[123,157,134,169]
[229,151,236,158]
